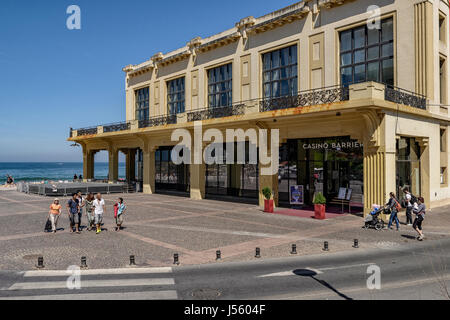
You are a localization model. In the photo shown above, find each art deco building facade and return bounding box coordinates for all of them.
[69,0,450,215]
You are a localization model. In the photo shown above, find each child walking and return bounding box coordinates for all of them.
[114,197,126,232]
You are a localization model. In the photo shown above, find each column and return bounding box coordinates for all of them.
[108,146,119,183]
[190,163,205,200]
[363,147,395,219]
[125,149,136,182]
[143,146,156,194]
[82,148,95,181]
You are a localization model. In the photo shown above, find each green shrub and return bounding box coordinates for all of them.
[262,187,272,200]
[313,192,326,205]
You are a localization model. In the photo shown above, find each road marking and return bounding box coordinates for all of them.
[257,263,375,278]
[0,290,178,300]
[24,267,172,277]
[146,223,288,239]
[318,262,376,271]
[2,278,175,290]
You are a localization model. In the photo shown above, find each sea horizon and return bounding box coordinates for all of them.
[0,162,126,183]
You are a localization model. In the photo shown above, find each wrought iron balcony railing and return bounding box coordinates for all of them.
[138,114,177,128]
[77,126,98,136]
[384,85,427,110]
[69,82,430,138]
[187,103,246,122]
[103,121,131,133]
[259,85,349,112]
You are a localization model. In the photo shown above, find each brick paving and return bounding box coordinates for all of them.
[0,189,449,271]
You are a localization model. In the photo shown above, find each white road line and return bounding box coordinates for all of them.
[317,262,375,271]
[0,290,178,300]
[23,267,172,277]
[2,278,175,290]
[257,263,375,278]
[146,223,288,238]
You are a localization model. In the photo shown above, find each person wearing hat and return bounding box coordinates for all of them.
[49,198,62,233]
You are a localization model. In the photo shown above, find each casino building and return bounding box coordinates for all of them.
[68,0,450,215]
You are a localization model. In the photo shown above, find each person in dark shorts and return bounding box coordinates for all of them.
[412,197,426,241]
[67,193,80,234]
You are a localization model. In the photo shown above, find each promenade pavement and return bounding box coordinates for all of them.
[0,189,449,271]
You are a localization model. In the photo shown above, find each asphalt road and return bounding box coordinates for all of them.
[0,238,449,300]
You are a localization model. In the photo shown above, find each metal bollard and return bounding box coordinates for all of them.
[80,256,88,269]
[173,253,179,265]
[216,250,221,261]
[353,239,359,248]
[323,241,329,251]
[36,256,44,269]
[255,247,261,258]
[130,255,136,265]
[291,244,297,255]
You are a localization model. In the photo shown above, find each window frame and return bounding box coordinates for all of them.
[261,44,298,98]
[339,17,394,87]
[207,63,233,109]
[167,76,185,115]
[135,86,150,121]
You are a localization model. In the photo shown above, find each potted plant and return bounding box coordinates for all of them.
[262,187,274,213]
[313,192,326,220]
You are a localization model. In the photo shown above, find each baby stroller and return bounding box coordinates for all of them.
[364,205,385,231]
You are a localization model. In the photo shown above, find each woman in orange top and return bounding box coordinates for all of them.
[49,198,62,233]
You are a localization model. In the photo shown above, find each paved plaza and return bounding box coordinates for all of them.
[1,189,450,271]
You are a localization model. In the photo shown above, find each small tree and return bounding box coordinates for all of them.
[313,192,326,205]
[262,187,272,200]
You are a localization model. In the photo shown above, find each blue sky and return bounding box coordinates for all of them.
[0,0,296,162]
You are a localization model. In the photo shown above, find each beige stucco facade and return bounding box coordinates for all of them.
[69,0,450,215]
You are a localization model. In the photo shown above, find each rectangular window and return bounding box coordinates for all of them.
[262,44,298,98]
[340,18,394,86]
[441,167,447,185]
[440,57,447,105]
[167,77,185,115]
[441,128,447,152]
[439,14,446,43]
[135,87,149,121]
[208,64,232,108]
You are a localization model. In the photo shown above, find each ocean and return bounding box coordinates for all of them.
[0,162,126,184]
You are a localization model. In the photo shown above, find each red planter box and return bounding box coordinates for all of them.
[264,199,274,213]
[314,204,326,220]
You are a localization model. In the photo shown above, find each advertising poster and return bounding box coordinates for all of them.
[289,185,304,205]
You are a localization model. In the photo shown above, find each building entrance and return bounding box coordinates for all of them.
[279,137,364,208]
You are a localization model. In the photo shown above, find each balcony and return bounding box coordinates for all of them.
[69,82,429,139]
[138,114,177,128]
[259,85,349,112]
[187,103,246,122]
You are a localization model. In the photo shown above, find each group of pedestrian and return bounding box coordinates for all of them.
[73,174,83,181]
[46,191,126,234]
[384,187,426,241]
[5,174,14,185]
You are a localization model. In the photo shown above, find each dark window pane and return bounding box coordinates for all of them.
[354,64,366,83]
[367,62,380,82]
[354,49,365,64]
[341,52,352,66]
[382,19,393,42]
[341,67,353,85]
[367,46,379,60]
[354,27,365,48]
[382,58,394,85]
[367,28,379,45]
[381,43,393,57]
[340,30,352,51]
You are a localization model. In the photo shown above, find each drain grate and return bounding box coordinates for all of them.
[191,289,221,300]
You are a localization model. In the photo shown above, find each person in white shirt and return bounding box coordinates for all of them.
[402,188,414,226]
[93,193,106,234]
